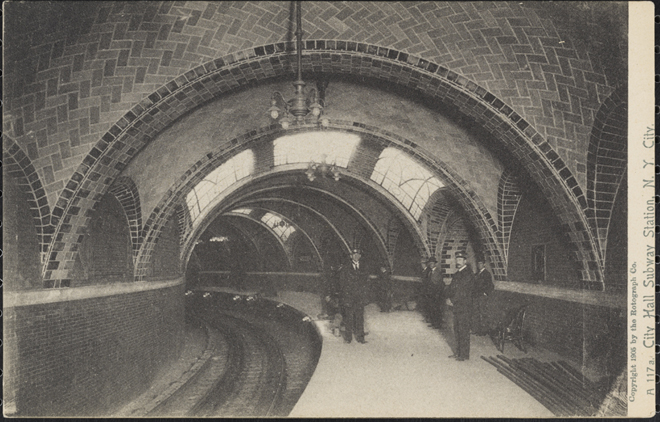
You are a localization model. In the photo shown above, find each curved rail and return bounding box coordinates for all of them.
[192,314,287,417]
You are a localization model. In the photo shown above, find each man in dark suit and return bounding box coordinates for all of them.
[423,257,445,328]
[472,259,495,335]
[339,248,369,344]
[447,251,475,361]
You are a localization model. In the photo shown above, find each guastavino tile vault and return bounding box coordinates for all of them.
[3,1,635,417]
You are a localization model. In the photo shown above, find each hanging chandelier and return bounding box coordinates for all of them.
[267,1,329,129]
[305,154,340,181]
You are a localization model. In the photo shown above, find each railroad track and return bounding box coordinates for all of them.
[136,292,322,417]
[192,313,288,417]
[217,306,322,416]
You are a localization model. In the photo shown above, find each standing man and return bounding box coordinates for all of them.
[425,257,445,328]
[419,258,433,323]
[446,251,475,361]
[375,266,393,312]
[339,248,369,344]
[472,259,494,335]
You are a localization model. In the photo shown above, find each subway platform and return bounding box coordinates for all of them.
[118,289,575,418]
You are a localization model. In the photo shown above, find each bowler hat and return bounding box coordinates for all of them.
[427,257,438,263]
[455,251,467,259]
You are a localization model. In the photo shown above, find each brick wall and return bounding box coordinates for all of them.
[74,192,133,286]
[507,195,580,286]
[3,173,43,290]
[3,282,185,417]
[148,212,182,279]
[392,226,423,277]
[486,290,626,378]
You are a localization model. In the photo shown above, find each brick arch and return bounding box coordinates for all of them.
[221,212,304,271]
[385,217,402,267]
[134,123,505,284]
[439,214,476,281]
[42,42,600,285]
[179,179,394,280]
[423,189,455,260]
[108,176,142,260]
[586,87,627,262]
[174,203,193,246]
[219,216,284,272]
[497,169,523,265]
[3,137,51,267]
[236,197,353,257]
[232,207,323,270]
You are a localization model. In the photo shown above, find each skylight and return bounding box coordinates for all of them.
[370,147,444,219]
[186,150,254,223]
[273,132,360,168]
[260,212,296,242]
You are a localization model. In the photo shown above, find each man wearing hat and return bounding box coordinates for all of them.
[422,256,445,328]
[472,258,495,335]
[338,248,369,344]
[446,251,475,361]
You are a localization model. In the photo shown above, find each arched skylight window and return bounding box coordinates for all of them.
[371,147,444,219]
[229,208,252,215]
[186,150,254,223]
[261,212,296,242]
[273,132,360,168]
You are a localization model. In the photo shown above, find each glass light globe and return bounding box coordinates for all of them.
[281,120,290,129]
[321,118,329,127]
[270,109,279,119]
[311,106,320,117]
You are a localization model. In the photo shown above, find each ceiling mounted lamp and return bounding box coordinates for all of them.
[305,154,341,182]
[268,1,329,129]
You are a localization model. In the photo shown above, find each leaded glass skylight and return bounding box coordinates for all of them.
[370,147,444,219]
[273,132,360,168]
[186,150,254,224]
[260,212,296,242]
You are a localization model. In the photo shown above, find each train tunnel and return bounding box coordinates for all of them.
[3,1,632,417]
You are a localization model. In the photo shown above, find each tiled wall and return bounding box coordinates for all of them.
[507,195,581,286]
[4,1,620,202]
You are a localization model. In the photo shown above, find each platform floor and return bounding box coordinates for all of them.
[277,291,557,418]
[126,289,566,417]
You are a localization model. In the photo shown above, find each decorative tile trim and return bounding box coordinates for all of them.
[41,42,602,286]
[137,121,507,284]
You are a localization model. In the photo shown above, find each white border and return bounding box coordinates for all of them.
[627,1,655,417]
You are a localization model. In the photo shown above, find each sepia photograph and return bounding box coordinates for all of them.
[2,1,655,418]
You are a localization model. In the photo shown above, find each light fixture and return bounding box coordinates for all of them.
[268,1,329,128]
[305,154,341,182]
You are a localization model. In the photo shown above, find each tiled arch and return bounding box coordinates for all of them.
[42,42,599,285]
[424,189,456,259]
[219,215,290,272]
[586,87,627,263]
[108,176,142,260]
[179,179,395,281]
[134,122,506,283]
[3,137,52,267]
